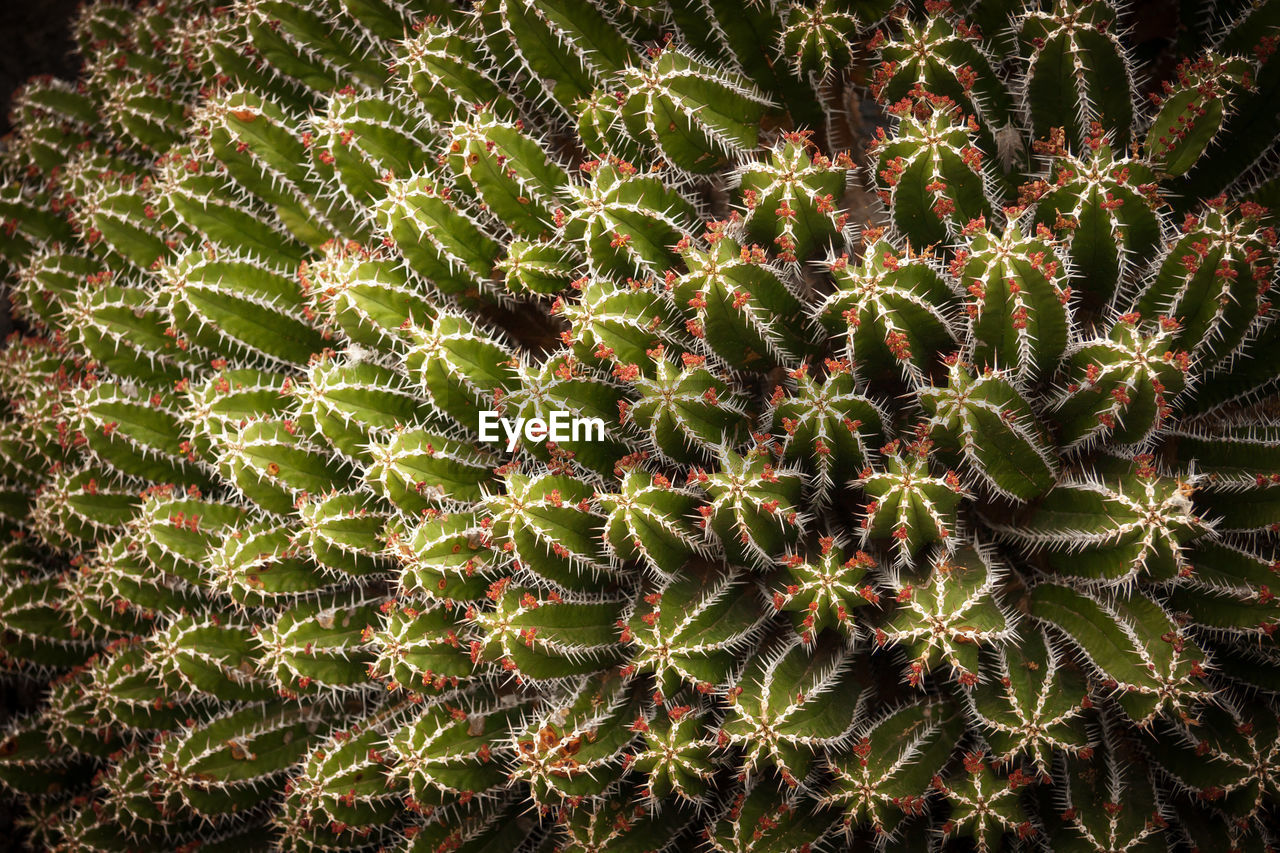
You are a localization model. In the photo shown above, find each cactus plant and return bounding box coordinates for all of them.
[1,0,1279,851]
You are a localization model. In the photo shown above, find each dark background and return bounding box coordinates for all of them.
[0,0,88,137]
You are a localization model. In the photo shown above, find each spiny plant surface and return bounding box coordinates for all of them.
[0,0,1278,850]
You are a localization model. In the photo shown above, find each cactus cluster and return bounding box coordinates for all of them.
[0,0,1279,850]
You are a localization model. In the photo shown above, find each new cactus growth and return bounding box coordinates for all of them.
[1,1,1279,851]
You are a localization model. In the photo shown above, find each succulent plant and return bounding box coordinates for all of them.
[0,0,1279,851]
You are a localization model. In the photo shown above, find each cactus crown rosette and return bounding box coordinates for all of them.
[0,0,1279,851]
